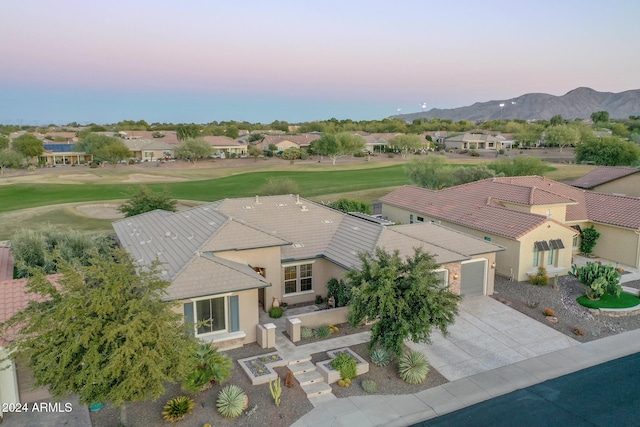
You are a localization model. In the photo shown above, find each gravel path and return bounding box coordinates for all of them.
[492,275,640,342]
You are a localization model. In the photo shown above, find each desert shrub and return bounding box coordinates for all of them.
[216,385,247,418]
[315,295,324,305]
[361,379,378,394]
[469,150,480,157]
[315,325,330,339]
[459,149,469,154]
[328,325,339,334]
[498,149,505,155]
[388,153,395,158]
[543,308,555,317]
[269,306,284,318]
[529,266,549,286]
[259,177,299,196]
[162,396,195,423]
[369,348,390,367]
[398,351,430,384]
[300,151,309,160]
[573,326,584,336]
[300,327,314,339]
[331,352,357,380]
[182,343,232,394]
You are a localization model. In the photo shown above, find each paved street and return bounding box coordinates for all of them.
[415,351,640,427]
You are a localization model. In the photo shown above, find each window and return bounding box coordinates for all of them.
[572,235,579,248]
[409,214,414,224]
[484,236,492,242]
[195,297,226,335]
[533,247,539,267]
[284,263,313,294]
[546,209,551,218]
[434,269,448,288]
[417,216,424,222]
[547,247,555,265]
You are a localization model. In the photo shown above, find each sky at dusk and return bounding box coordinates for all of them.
[2,0,639,125]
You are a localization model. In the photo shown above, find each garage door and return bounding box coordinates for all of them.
[460,259,487,297]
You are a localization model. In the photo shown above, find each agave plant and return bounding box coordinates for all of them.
[315,325,330,339]
[162,396,195,423]
[183,343,232,393]
[369,348,390,367]
[398,351,430,385]
[217,385,248,418]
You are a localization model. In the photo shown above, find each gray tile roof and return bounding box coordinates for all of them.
[169,254,270,300]
[567,166,640,189]
[324,215,384,268]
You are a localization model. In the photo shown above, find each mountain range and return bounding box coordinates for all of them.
[392,87,640,122]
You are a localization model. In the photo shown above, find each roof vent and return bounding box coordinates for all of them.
[292,243,304,248]
[243,205,253,210]
[255,195,261,204]
[296,195,302,204]
[301,205,308,212]
[277,203,287,207]
[164,231,171,237]
[322,219,333,224]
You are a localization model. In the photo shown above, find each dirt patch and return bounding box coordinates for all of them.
[59,173,101,180]
[75,204,124,220]
[121,173,187,183]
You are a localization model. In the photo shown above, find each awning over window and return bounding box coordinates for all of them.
[549,239,565,250]
[534,241,550,251]
[571,225,582,234]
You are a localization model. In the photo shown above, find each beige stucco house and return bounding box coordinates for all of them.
[567,166,640,198]
[113,195,502,350]
[379,176,640,282]
[122,139,175,161]
[445,133,513,150]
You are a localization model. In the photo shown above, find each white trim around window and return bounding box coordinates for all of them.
[282,261,316,295]
[434,268,448,288]
[192,293,232,337]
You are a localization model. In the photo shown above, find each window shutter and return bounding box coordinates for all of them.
[229,295,240,332]
[183,302,194,335]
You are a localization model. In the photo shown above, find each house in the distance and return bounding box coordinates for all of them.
[379,176,640,281]
[113,195,503,350]
[566,166,640,198]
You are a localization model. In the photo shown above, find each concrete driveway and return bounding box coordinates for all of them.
[407,296,579,381]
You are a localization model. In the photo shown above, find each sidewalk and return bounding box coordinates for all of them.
[292,328,640,426]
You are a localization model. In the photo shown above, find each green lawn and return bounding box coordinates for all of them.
[0,165,410,213]
[577,292,640,309]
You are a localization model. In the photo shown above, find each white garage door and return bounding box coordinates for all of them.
[460,259,487,297]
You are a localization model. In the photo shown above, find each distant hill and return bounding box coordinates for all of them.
[393,87,640,122]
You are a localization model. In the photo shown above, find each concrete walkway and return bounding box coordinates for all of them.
[292,328,640,427]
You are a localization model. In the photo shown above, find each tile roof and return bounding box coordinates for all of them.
[567,166,640,189]
[114,194,505,301]
[169,254,270,300]
[202,136,244,147]
[0,274,61,344]
[122,139,175,151]
[380,176,640,236]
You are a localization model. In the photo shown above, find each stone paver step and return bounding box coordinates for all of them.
[288,355,311,365]
[295,370,324,386]
[308,393,337,407]
[301,381,333,398]
[288,360,315,375]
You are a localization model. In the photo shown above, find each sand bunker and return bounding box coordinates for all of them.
[75,204,124,220]
[59,174,101,180]
[122,174,187,183]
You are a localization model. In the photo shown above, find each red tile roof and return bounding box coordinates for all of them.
[0,274,61,345]
[567,166,640,189]
[381,176,640,238]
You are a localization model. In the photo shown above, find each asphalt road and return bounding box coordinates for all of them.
[413,352,640,427]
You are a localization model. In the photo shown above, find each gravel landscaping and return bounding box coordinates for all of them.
[491,274,640,343]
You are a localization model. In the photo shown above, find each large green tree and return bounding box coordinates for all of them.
[311,132,366,165]
[575,136,640,166]
[544,125,579,152]
[174,138,213,164]
[2,248,194,426]
[452,164,500,185]
[12,133,44,158]
[487,156,548,176]
[76,133,122,157]
[0,134,9,150]
[95,140,132,166]
[176,124,201,141]
[329,198,371,214]
[590,111,610,123]
[118,186,177,217]
[389,134,423,158]
[0,149,23,174]
[346,248,460,356]
[405,156,454,189]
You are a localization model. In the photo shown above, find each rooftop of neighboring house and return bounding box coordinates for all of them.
[0,246,13,282]
[380,176,640,238]
[113,195,503,300]
[566,166,640,189]
[122,138,175,151]
[98,131,181,145]
[259,134,321,147]
[202,135,244,147]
